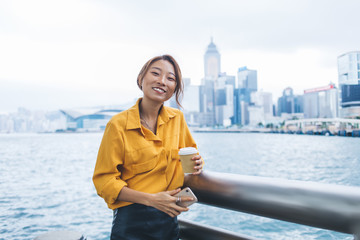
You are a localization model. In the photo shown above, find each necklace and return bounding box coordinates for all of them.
[140,117,151,129]
[140,115,156,133]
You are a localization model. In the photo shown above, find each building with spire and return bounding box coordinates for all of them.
[203,37,221,81]
[199,38,222,126]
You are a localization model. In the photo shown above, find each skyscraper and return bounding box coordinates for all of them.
[337,51,360,118]
[215,73,235,126]
[303,84,339,118]
[277,87,303,116]
[233,67,258,125]
[237,66,257,91]
[199,38,221,126]
[204,37,221,80]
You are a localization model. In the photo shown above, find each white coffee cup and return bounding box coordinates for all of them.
[178,147,198,173]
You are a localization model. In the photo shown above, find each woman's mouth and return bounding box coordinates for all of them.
[153,87,166,93]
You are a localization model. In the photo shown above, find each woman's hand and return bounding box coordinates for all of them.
[148,188,193,218]
[192,155,203,175]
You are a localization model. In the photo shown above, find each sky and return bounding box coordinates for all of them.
[0,0,359,113]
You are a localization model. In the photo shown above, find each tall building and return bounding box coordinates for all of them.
[233,67,258,125]
[337,51,360,118]
[215,73,235,126]
[204,37,221,80]
[199,79,216,126]
[180,78,201,126]
[233,88,251,125]
[303,84,339,118]
[237,66,257,91]
[199,38,221,126]
[248,91,274,126]
[277,87,303,117]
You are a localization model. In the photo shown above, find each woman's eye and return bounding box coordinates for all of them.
[151,72,159,76]
[168,77,175,81]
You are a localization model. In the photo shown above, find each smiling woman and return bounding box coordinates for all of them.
[93,55,204,240]
[137,55,184,108]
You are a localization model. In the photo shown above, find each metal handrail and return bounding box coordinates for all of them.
[182,171,360,239]
[178,219,258,240]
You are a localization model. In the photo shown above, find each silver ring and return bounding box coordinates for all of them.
[176,196,181,203]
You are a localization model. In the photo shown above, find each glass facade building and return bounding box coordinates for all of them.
[337,51,360,118]
[303,84,339,118]
[237,66,257,91]
[204,38,221,80]
[277,87,303,116]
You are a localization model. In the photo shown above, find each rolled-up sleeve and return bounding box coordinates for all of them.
[179,111,197,148]
[179,111,204,166]
[93,121,127,206]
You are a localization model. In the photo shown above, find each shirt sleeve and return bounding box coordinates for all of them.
[178,111,205,166]
[178,111,197,149]
[92,120,128,205]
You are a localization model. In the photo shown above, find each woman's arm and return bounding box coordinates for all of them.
[116,187,193,218]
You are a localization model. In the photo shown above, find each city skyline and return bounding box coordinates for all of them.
[1,0,360,113]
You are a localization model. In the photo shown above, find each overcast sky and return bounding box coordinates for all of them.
[0,0,359,113]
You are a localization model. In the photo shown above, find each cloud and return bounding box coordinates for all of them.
[0,0,359,112]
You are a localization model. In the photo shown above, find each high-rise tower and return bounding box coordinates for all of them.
[337,51,360,118]
[204,37,221,80]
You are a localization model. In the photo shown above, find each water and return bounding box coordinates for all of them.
[0,132,359,240]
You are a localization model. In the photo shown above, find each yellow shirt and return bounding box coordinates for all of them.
[93,98,198,210]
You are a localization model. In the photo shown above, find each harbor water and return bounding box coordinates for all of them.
[1,132,359,240]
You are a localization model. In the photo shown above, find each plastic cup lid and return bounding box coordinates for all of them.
[178,147,198,155]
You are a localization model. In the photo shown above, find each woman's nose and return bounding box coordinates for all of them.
[159,75,166,85]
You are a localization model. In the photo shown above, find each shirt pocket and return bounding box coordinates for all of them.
[124,146,159,175]
[132,155,158,174]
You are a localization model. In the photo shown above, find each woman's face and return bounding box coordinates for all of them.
[141,60,177,104]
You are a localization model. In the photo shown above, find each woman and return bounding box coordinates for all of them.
[93,55,203,240]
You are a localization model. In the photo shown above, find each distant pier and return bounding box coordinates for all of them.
[192,118,360,137]
[193,128,271,134]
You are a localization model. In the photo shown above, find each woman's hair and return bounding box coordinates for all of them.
[137,54,183,108]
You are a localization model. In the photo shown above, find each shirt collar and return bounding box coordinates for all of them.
[126,98,177,131]
[126,98,142,130]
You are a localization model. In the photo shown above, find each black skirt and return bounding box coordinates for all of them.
[111,203,179,240]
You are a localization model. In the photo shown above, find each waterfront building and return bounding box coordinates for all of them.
[250,91,274,123]
[237,66,257,91]
[0,108,66,133]
[248,105,264,127]
[233,67,258,126]
[303,84,339,118]
[199,79,216,126]
[179,78,202,126]
[60,108,123,131]
[277,87,303,116]
[0,113,12,133]
[215,73,235,126]
[181,78,200,112]
[337,51,360,118]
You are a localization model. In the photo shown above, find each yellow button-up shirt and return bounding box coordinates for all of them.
[93,98,198,210]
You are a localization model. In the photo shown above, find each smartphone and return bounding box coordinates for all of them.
[174,187,198,208]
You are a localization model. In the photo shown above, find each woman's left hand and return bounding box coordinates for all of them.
[191,155,203,175]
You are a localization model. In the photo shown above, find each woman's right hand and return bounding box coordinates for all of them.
[148,188,192,218]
